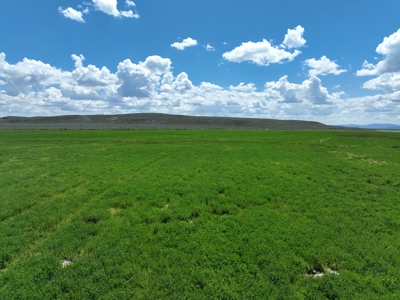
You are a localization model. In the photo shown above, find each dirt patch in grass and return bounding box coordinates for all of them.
[305,268,339,278]
[347,153,387,165]
[109,208,121,215]
[62,258,72,268]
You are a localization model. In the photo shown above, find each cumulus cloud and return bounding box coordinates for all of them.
[2,52,400,125]
[223,40,301,66]
[357,28,400,76]
[199,82,223,90]
[357,60,377,76]
[71,54,118,87]
[92,0,121,16]
[0,52,120,105]
[0,53,68,96]
[229,83,256,92]
[304,56,347,77]
[117,56,171,98]
[356,27,400,110]
[362,73,400,93]
[265,76,303,103]
[92,0,139,18]
[172,73,194,91]
[371,28,400,73]
[222,26,305,66]
[340,94,400,120]
[60,83,104,101]
[311,28,398,124]
[160,72,194,92]
[282,25,306,49]
[60,0,139,21]
[171,38,198,50]
[58,7,85,23]
[304,76,335,104]
[265,75,338,105]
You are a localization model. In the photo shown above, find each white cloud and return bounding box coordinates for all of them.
[304,56,347,77]
[117,56,171,98]
[265,76,303,103]
[357,60,377,76]
[59,0,139,21]
[142,56,172,74]
[92,0,139,18]
[160,72,194,92]
[304,76,336,105]
[172,73,194,91]
[60,83,104,101]
[265,75,340,105]
[223,39,301,66]
[120,10,139,18]
[357,28,400,76]
[375,28,400,73]
[341,94,400,119]
[71,54,117,87]
[362,73,400,93]
[205,44,215,52]
[0,52,69,96]
[282,25,306,49]
[356,28,400,107]
[92,0,120,16]
[229,82,256,92]
[2,52,400,125]
[125,0,136,7]
[200,82,223,90]
[222,26,306,66]
[171,38,198,50]
[58,7,85,23]
[343,29,400,124]
[160,72,174,87]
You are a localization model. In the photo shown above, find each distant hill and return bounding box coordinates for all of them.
[1,113,349,130]
[340,123,400,130]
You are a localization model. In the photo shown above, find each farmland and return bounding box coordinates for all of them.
[0,130,400,299]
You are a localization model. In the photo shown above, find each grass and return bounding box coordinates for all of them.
[0,113,343,130]
[0,130,400,299]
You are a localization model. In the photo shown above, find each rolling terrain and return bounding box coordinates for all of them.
[0,113,346,130]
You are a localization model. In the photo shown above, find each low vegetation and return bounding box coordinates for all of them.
[0,113,345,130]
[0,130,399,299]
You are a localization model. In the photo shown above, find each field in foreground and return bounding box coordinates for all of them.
[0,130,400,299]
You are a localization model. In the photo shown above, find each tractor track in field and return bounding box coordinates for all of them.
[0,147,167,224]
[0,152,172,274]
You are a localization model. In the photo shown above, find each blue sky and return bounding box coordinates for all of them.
[1,0,400,124]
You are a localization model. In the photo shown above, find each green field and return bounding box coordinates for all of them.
[1,130,400,299]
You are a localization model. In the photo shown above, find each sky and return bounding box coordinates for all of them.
[1,0,400,125]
